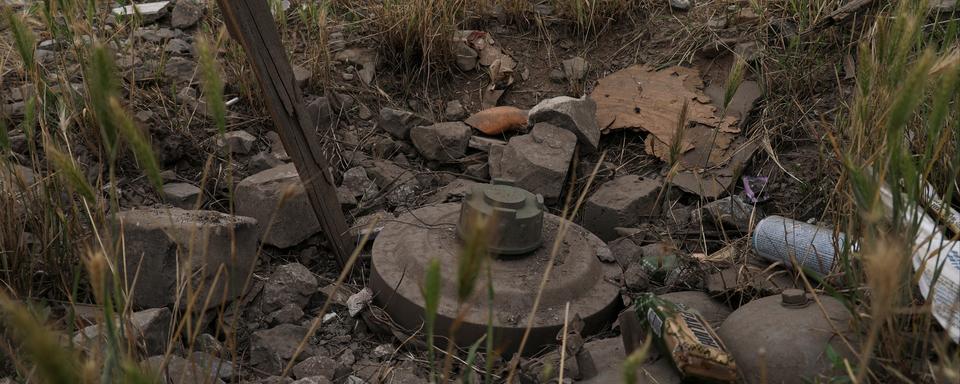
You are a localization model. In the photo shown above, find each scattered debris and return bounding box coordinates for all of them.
[113,208,257,308]
[463,106,528,135]
[658,291,732,328]
[528,96,600,151]
[581,175,661,241]
[410,122,473,161]
[488,123,576,200]
[235,163,321,248]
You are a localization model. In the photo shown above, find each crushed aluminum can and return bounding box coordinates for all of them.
[634,293,738,383]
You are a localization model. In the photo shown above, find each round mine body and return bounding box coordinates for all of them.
[718,291,858,384]
[369,203,621,356]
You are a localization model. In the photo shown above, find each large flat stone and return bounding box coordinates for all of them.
[114,208,257,309]
[236,163,321,248]
[488,123,576,200]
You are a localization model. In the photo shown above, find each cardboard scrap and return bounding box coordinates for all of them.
[590,64,762,199]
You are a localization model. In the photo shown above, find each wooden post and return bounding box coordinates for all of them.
[216,0,353,269]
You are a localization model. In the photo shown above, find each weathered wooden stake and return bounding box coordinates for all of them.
[216,0,353,269]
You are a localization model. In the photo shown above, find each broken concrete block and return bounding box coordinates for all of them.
[216,130,256,155]
[114,209,257,309]
[162,182,201,209]
[236,163,320,249]
[488,123,576,201]
[261,263,318,313]
[171,0,203,29]
[250,324,313,375]
[74,307,171,356]
[581,175,661,241]
[377,108,430,139]
[528,96,600,152]
[410,122,472,161]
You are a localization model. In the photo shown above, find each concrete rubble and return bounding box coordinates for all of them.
[488,123,576,200]
[114,208,257,309]
[377,107,431,139]
[409,122,472,161]
[581,175,661,241]
[236,163,321,249]
[161,182,201,208]
[528,95,600,151]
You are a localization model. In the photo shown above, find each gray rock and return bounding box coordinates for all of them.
[164,38,192,56]
[236,163,321,248]
[561,57,588,81]
[171,0,203,29]
[144,355,227,384]
[608,237,642,268]
[581,175,661,241]
[74,307,171,355]
[465,162,489,180]
[162,182,201,209]
[134,26,179,43]
[292,377,333,384]
[259,376,295,384]
[528,96,600,151]
[163,56,196,83]
[249,151,285,174]
[250,324,312,375]
[292,356,342,380]
[268,302,305,325]
[444,100,467,120]
[293,64,312,88]
[410,122,472,161]
[488,123,576,201]
[113,208,257,308]
[623,263,650,291]
[339,167,378,200]
[216,131,256,155]
[261,263,318,312]
[669,0,692,11]
[378,108,430,139]
[549,68,565,83]
[265,131,289,161]
[426,179,479,204]
[691,195,761,233]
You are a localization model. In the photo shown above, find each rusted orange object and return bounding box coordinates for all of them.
[463,106,528,135]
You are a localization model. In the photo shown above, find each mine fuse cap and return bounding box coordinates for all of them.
[457,179,545,255]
